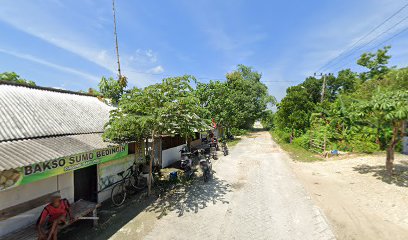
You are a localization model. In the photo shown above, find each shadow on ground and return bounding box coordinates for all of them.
[59,190,154,240]
[353,161,408,187]
[58,174,231,240]
[145,176,232,219]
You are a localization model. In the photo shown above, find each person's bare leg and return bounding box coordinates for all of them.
[52,228,58,240]
[46,221,58,240]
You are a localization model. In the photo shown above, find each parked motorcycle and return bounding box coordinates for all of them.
[222,141,229,156]
[180,147,194,179]
[213,137,220,151]
[198,149,212,182]
[210,143,218,160]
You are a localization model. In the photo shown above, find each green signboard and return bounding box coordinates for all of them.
[0,145,128,191]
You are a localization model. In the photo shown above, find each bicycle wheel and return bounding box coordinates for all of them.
[111,182,126,206]
[129,172,143,190]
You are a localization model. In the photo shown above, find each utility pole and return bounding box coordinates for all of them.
[112,0,122,79]
[314,73,332,103]
[321,74,326,103]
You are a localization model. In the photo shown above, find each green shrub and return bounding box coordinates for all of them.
[331,141,352,152]
[272,129,291,143]
[293,133,310,149]
[350,140,379,153]
[230,128,249,136]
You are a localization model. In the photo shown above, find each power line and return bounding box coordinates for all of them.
[326,14,408,72]
[332,23,408,72]
[317,2,408,72]
[367,24,408,51]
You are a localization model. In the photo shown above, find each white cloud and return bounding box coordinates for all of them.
[148,65,165,74]
[129,49,158,64]
[0,48,99,82]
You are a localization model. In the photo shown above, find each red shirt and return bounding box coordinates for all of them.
[39,199,69,225]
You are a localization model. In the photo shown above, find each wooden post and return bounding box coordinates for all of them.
[159,136,162,168]
[92,209,98,227]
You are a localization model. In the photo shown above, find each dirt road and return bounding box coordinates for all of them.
[292,154,408,240]
[110,131,335,240]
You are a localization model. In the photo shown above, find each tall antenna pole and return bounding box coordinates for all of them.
[112,0,122,79]
[320,74,326,103]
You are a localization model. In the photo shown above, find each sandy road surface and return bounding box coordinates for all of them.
[292,154,408,240]
[110,132,335,240]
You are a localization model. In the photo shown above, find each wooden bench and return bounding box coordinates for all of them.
[2,199,100,240]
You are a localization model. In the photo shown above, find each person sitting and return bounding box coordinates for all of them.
[36,193,73,240]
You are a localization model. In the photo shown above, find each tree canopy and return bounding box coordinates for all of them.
[0,72,36,86]
[103,75,209,143]
[196,65,275,131]
[98,76,127,104]
[272,46,408,173]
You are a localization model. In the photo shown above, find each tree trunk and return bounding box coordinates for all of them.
[158,136,162,167]
[385,121,401,175]
[386,146,394,174]
[187,136,192,150]
[148,131,155,196]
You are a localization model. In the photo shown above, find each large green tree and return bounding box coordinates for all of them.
[104,75,208,194]
[98,76,127,104]
[357,46,392,81]
[196,65,275,131]
[358,89,408,173]
[275,85,317,133]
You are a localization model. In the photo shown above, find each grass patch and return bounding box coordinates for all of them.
[270,131,322,162]
[227,137,242,147]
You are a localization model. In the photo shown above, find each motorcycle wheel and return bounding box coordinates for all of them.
[203,172,209,182]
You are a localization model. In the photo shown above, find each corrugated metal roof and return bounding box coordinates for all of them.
[0,133,113,171]
[0,84,114,142]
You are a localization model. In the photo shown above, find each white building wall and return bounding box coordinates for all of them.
[0,172,74,236]
[403,136,408,154]
[97,154,137,203]
[162,144,186,168]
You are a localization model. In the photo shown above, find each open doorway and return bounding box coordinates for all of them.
[74,165,97,202]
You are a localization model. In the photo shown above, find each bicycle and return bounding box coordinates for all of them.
[111,161,144,206]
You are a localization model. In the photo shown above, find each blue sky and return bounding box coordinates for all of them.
[0,0,407,100]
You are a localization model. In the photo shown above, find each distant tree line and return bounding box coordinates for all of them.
[263,46,408,173]
[0,71,36,86]
[98,65,274,194]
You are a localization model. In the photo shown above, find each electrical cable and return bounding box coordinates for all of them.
[317,2,408,72]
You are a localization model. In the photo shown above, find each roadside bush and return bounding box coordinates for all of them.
[230,128,248,136]
[330,141,352,152]
[261,110,274,130]
[350,140,379,153]
[292,133,310,149]
[272,129,291,143]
